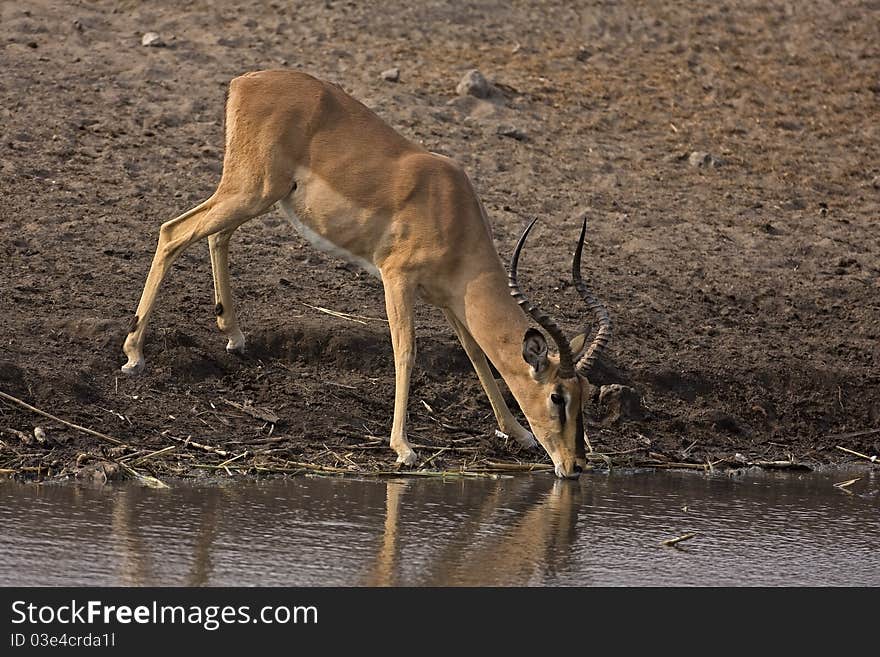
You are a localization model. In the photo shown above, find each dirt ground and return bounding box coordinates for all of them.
[1,0,878,483]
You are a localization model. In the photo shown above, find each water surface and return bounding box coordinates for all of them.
[1,468,877,586]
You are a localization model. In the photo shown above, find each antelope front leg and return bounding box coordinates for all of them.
[382,274,418,466]
[443,311,537,449]
[208,230,246,354]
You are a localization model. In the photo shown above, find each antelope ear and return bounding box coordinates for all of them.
[569,332,587,356]
[522,328,549,378]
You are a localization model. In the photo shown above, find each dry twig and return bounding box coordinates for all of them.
[661,532,697,548]
[835,445,878,463]
[301,302,388,325]
[0,390,130,448]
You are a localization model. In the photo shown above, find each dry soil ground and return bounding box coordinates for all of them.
[1,1,878,482]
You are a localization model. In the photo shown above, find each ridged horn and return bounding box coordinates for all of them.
[572,218,612,377]
[508,218,575,378]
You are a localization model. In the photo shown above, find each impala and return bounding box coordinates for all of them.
[121,70,611,479]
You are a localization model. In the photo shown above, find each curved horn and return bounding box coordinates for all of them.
[508,218,575,378]
[572,218,612,377]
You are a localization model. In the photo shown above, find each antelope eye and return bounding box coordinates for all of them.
[550,393,565,406]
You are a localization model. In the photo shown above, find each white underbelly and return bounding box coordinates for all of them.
[277,197,382,280]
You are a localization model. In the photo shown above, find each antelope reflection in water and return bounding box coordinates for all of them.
[364,476,583,586]
[105,475,581,586]
[109,485,221,586]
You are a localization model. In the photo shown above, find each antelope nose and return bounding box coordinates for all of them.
[554,464,581,480]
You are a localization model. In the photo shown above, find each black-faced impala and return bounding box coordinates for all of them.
[121,70,611,479]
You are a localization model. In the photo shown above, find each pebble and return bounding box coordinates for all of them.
[141,32,164,47]
[456,69,491,98]
[872,175,880,190]
[687,151,720,168]
[781,198,806,211]
[380,67,400,82]
[598,384,645,424]
[497,124,527,141]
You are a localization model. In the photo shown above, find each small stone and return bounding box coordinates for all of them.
[380,67,400,82]
[141,32,164,47]
[781,198,806,211]
[598,384,645,424]
[76,461,120,485]
[497,124,527,141]
[688,151,717,168]
[456,69,492,99]
[33,427,46,444]
[872,175,880,190]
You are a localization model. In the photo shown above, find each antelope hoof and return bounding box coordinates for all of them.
[513,430,538,449]
[497,427,538,449]
[395,449,418,467]
[120,358,144,376]
[226,339,246,354]
[225,330,246,354]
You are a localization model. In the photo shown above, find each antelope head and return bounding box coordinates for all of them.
[508,218,612,479]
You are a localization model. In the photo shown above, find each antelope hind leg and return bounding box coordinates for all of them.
[208,229,246,354]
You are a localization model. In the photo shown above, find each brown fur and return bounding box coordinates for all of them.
[121,70,586,476]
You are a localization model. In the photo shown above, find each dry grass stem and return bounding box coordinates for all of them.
[833,478,860,494]
[301,302,388,325]
[835,445,878,463]
[661,532,697,547]
[128,445,177,466]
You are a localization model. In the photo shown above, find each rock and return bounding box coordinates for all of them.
[872,175,880,190]
[380,67,400,82]
[497,124,527,141]
[76,461,120,485]
[141,32,164,47]
[598,384,645,424]
[456,69,492,99]
[687,151,720,168]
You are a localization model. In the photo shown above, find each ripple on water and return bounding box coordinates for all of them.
[0,468,877,586]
